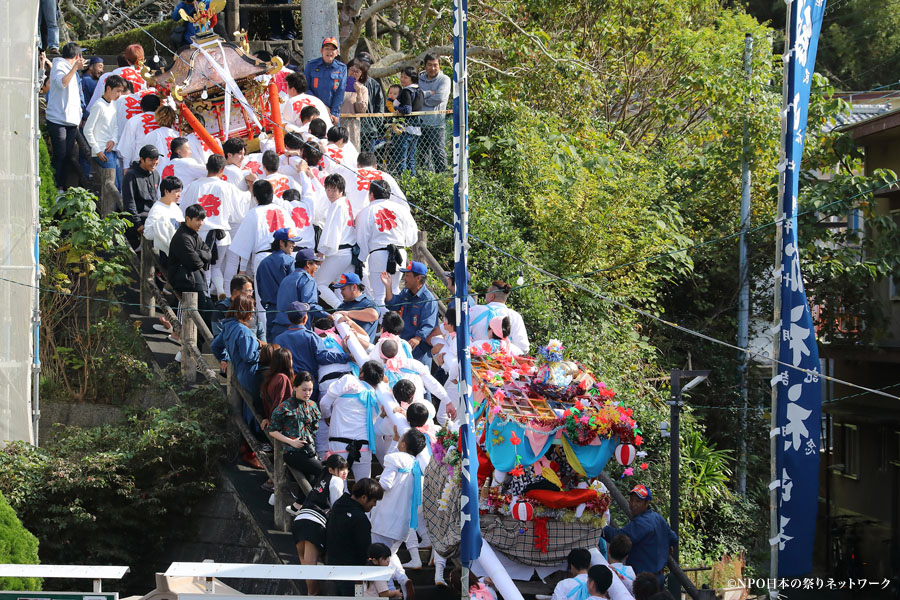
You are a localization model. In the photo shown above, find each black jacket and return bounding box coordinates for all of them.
[122,161,160,224]
[325,493,371,565]
[167,223,211,292]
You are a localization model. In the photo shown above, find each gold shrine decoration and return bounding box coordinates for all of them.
[179,0,227,32]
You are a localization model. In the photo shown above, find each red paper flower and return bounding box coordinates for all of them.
[640,462,648,470]
[509,432,521,446]
[634,435,643,446]
[510,464,524,477]
[482,342,492,352]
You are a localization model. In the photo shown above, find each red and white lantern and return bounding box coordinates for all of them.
[510,501,534,521]
[615,444,636,466]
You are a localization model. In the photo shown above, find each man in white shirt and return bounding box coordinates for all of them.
[322,126,358,178]
[160,137,208,189]
[117,94,161,167]
[84,74,127,214]
[282,71,331,130]
[87,44,148,110]
[143,175,185,259]
[179,154,251,298]
[315,173,357,308]
[355,179,418,312]
[345,151,407,216]
[46,43,85,190]
[221,137,255,191]
[319,361,386,480]
[261,150,302,204]
[552,549,592,600]
[468,279,530,355]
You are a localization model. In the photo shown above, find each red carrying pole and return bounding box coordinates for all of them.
[268,80,285,154]
[179,103,224,155]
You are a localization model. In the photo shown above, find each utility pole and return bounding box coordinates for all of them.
[737,32,753,496]
[668,369,710,599]
[301,0,338,65]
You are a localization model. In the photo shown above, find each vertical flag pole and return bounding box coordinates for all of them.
[769,11,791,582]
[772,0,827,590]
[452,0,481,597]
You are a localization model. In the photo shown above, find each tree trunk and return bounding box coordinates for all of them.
[303,0,339,67]
[390,7,400,51]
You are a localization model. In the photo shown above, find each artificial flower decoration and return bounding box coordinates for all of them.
[509,432,522,446]
[623,467,634,476]
[640,462,649,470]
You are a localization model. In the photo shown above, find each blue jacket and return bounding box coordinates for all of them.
[274,269,327,328]
[274,326,349,398]
[385,285,438,361]
[304,57,347,118]
[211,318,260,394]
[256,250,294,307]
[212,297,265,343]
[338,294,378,341]
[603,509,677,575]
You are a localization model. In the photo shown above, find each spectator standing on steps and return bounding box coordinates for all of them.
[395,67,423,175]
[326,478,384,597]
[417,55,450,173]
[168,203,215,329]
[46,43,85,190]
[304,37,346,126]
[601,485,677,589]
[354,52,385,153]
[339,58,370,150]
[80,57,104,105]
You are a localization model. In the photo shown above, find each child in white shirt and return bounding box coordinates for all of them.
[606,534,636,594]
[369,429,428,600]
[364,543,402,598]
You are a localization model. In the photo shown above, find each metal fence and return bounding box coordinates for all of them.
[349,112,452,177]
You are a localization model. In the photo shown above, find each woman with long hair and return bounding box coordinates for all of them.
[260,346,293,423]
[267,371,324,489]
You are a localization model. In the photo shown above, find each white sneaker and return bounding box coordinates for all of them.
[174,351,181,362]
[268,493,275,506]
[434,571,447,587]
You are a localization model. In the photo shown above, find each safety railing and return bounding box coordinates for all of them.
[134,243,311,533]
[0,564,129,592]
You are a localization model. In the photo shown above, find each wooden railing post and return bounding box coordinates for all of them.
[273,440,290,532]
[140,243,157,318]
[181,292,198,383]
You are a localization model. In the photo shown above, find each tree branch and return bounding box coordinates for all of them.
[370,45,503,78]
[350,0,405,46]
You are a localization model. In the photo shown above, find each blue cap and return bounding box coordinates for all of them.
[400,261,427,275]
[289,301,310,313]
[333,272,362,288]
[273,227,302,242]
[296,247,323,262]
[88,56,104,66]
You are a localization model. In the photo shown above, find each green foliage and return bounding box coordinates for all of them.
[0,492,41,591]
[79,20,175,58]
[39,188,146,402]
[39,136,58,210]
[0,387,228,571]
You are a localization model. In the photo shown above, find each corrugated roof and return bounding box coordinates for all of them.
[826,103,893,132]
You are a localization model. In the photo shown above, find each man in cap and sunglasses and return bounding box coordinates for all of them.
[601,485,677,588]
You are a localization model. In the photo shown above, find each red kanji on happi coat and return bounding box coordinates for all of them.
[292,207,310,228]
[375,208,397,232]
[266,209,285,232]
[198,194,221,217]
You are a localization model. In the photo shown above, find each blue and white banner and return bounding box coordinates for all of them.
[774,0,826,577]
[451,0,482,566]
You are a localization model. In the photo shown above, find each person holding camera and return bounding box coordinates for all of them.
[46,42,86,190]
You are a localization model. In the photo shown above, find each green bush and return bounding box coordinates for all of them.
[38,136,57,209]
[0,492,41,591]
[79,21,176,58]
[0,386,228,572]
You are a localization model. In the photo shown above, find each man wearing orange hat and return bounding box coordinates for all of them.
[304,37,347,125]
[601,485,677,588]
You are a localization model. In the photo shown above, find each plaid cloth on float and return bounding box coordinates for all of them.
[480,514,602,566]
[423,460,602,565]
[423,458,461,559]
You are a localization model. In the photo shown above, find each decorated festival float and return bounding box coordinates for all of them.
[423,340,645,589]
[143,1,285,154]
